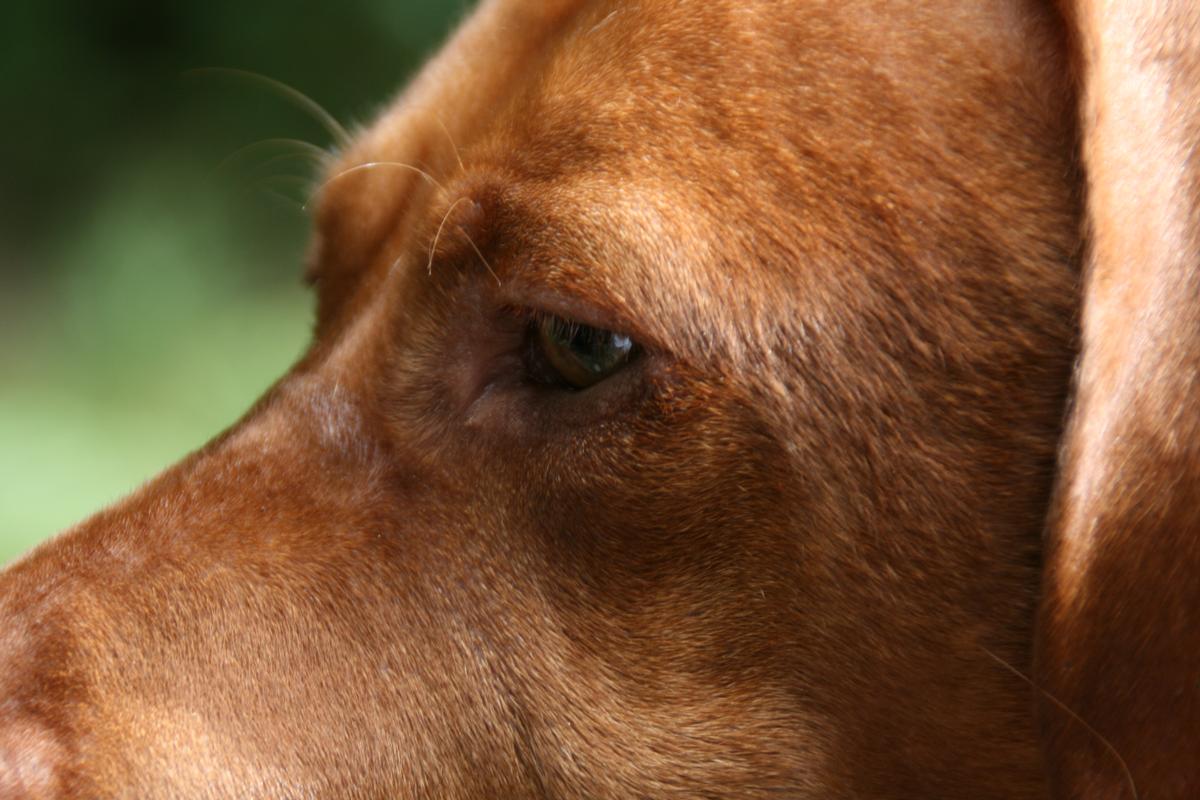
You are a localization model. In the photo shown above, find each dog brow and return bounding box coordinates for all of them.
[422,184,673,347]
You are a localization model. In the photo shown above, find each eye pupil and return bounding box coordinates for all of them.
[535,315,637,389]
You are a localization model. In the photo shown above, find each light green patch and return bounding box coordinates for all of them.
[0,159,312,566]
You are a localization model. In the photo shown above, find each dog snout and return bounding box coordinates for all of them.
[0,720,60,800]
[0,379,517,795]
[0,577,72,799]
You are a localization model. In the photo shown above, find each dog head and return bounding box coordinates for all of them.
[1,1,1195,797]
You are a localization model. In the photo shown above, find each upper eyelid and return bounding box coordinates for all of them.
[493,278,661,353]
[420,189,669,353]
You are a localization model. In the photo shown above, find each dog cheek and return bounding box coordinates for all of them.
[514,389,803,643]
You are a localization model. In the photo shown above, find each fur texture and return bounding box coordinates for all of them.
[0,1,1195,798]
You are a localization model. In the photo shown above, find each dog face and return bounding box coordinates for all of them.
[4,1,1197,797]
[297,3,1078,794]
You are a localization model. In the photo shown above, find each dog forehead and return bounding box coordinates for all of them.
[336,0,1061,183]
[315,0,1072,356]
[321,0,1063,230]
[318,6,842,253]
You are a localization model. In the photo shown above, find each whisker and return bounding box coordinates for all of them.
[386,252,407,279]
[458,225,501,286]
[258,174,313,192]
[427,197,472,275]
[979,646,1139,800]
[588,9,620,35]
[434,115,466,174]
[306,161,448,209]
[217,138,331,175]
[186,68,350,145]
[256,176,317,211]
[253,180,307,213]
[251,152,328,179]
[260,190,305,212]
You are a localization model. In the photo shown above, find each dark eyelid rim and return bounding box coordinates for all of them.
[491,277,665,356]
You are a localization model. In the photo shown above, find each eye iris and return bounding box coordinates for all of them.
[538,316,635,389]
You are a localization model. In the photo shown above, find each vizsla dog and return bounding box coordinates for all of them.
[2,0,1197,797]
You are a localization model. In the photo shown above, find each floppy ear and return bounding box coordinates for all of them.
[1037,2,1200,797]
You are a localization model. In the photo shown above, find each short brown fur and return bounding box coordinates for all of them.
[1,1,1196,798]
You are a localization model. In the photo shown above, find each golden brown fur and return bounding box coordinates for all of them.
[0,1,1195,797]
[1037,2,1200,797]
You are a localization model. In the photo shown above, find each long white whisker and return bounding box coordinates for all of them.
[253,178,307,212]
[217,138,331,175]
[458,226,500,286]
[305,161,447,210]
[186,68,350,145]
[250,152,325,178]
[434,115,466,174]
[427,197,472,275]
[979,646,1139,800]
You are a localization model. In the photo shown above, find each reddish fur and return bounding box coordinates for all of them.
[1037,1,1200,798]
[0,1,1194,797]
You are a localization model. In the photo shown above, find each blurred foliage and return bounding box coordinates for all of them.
[0,0,467,563]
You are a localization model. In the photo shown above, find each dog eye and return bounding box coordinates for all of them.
[530,314,638,390]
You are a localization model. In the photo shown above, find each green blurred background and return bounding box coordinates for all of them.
[1,0,466,564]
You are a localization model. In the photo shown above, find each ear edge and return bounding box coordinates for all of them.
[1037,3,1200,798]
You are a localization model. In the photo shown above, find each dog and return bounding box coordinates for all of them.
[1,0,1196,797]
